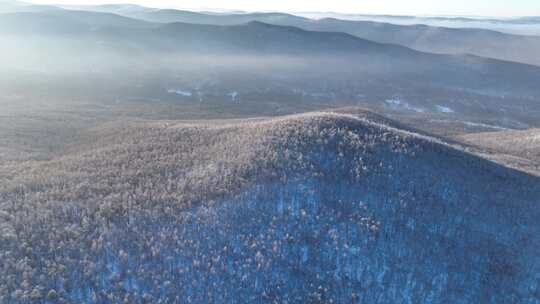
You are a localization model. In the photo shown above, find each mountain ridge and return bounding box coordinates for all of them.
[1,111,539,302]
[90,6,540,66]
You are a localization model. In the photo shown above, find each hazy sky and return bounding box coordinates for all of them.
[25,0,540,17]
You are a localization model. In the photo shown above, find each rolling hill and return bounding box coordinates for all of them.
[295,19,540,67]
[92,7,540,66]
[297,12,540,36]
[1,10,540,129]
[456,128,540,176]
[0,111,538,302]
[6,1,540,65]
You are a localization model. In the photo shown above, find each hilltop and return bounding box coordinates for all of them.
[1,112,538,302]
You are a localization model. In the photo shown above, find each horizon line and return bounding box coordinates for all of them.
[19,0,539,19]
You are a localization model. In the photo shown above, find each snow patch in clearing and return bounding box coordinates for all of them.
[436,105,455,113]
[384,99,425,113]
[167,89,192,97]
[385,99,402,106]
[462,121,508,130]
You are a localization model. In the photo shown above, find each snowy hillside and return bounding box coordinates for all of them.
[456,128,540,176]
[0,112,539,303]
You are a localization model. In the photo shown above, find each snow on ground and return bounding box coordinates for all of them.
[167,89,193,97]
[384,99,425,113]
[462,121,508,130]
[436,105,455,113]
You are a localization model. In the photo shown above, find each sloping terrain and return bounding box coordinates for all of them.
[296,19,540,67]
[5,2,540,66]
[455,129,540,176]
[297,12,540,36]
[2,11,540,129]
[88,7,540,66]
[1,112,539,303]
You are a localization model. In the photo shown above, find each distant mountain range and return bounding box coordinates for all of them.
[3,2,540,65]
[299,12,540,24]
[297,12,540,36]
[71,6,540,67]
[1,4,540,129]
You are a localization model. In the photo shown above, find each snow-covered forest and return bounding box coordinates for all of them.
[1,113,538,303]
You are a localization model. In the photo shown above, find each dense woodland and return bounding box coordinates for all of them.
[1,113,539,303]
